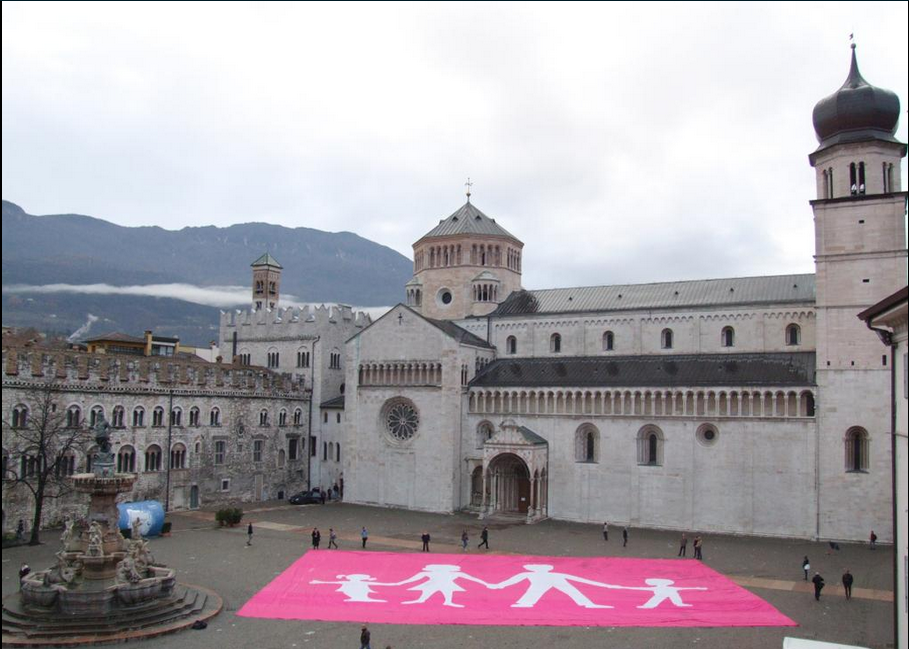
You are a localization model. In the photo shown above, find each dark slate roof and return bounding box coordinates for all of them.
[492,274,815,316]
[517,426,547,445]
[84,332,146,344]
[251,252,283,268]
[418,202,519,241]
[320,396,345,409]
[423,315,494,349]
[470,353,816,388]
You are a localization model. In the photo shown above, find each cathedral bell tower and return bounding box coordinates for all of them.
[251,253,282,311]
[809,44,907,541]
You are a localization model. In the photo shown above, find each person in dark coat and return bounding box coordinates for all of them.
[678,533,688,557]
[328,527,338,549]
[622,526,629,547]
[812,572,825,601]
[802,556,810,580]
[842,569,854,600]
[602,522,609,542]
[478,525,489,549]
[361,526,368,549]
[693,536,703,560]
[359,625,371,649]
[311,527,321,549]
[247,522,253,546]
[421,531,431,552]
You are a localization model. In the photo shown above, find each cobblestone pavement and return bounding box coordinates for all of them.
[2,501,896,649]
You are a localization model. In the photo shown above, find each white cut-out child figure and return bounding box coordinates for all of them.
[309,573,394,603]
[489,564,614,608]
[613,578,707,609]
[389,564,493,608]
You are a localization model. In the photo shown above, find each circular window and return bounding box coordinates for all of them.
[441,291,453,304]
[696,424,719,447]
[383,399,419,442]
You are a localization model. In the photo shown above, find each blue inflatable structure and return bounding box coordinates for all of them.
[117,501,165,537]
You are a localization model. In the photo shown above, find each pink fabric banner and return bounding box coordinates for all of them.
[238,551,795,627]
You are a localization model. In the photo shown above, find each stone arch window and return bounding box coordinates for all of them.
[506,336,517,355]
[209,407,221,427]
[12,404,28,429]
[89,405,105,427]
[170,406,183,427]
[253,438,264,463]
[476,421,495,449]
[883,162,894,193]
[214,440,226,465]
[575,424,599,463]
[132,406,145,427]
[189,406,201,427]
[152,406,165,427]
[84,445,98,473]
[637,426,664,466]
[111,405,126,428]
[278,448,286,468]
[117,445,136,473]
[170,443,187,469]
[550,333,562,354]
[267,349,279,369]
[296,348,310,368]
[786,323,801,346]
[278,409,288,426]
[335,442,341,463]
[382,398,420,444]
[330,349,342,370]
[293,408,303,426]
[721,326,735,348]
[258,409,269,427]
[194,439,201,454]
[55,451,77,478]
[144,444,162,472]
[20,451,43,478]
[66,405,82,428]
[801,391,816,417]
[850,162,858,194]
[661,329,673,350]
[603,331,615,352]
[845,427,869,472]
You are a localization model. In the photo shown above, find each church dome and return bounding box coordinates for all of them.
[812,45,901,151]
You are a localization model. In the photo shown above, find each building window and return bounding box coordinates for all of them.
[12,404,28,429]
[170,407,182,427]
[786,323,801,346]
[152,407,165,427]
[696,423,719,447]
[661,329,673,350]
[293,408,303,426]
[117,445,136,473]
[550,333,562,354]
[330,351,342,369]
[267,350,279,369]
[323,412,328,424]
[220,478,230,492]
[90,405,104,427]
[111,406,125,428]
[189,407,200,427]
[278,409,288,426]
[66,405,81,428]
[575,425,599,463]
[55,453,77,478]
[721,327,734,348]
[637,426,664,466]
[506,336,517,355]
[170,443,186,469]
[239,353,251,366]
[310,436,317,457]
[323,441,328,461]
[288,437,299,461]
[603,331,614,351]
[132,407,145,427]
[145,444,162,472]
[253,439,264,463]
[210,408,221,427]
[336,412,341,424]
[336,442,341,463]
[845,427,869,472]
[259,409,269,426]
[214,440,226,465]
[383,398,420,443]
[297,350,310,368]
[278,449,286,468]
[476,421,494,449]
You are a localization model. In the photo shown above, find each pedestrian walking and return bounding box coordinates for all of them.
[678,533,688,557]
[812,572,825,601]
[869,530,877,550]
[312,527,321,550]
[478,525,489,549]
[622,526,629,548]
[320,489,326,505]
[18,563,30,587]
[802,556,810,580]
[602,521,609,542]
[16,520,25,543]
[247,522,253,546]
[421,531,431,552]
[359,624,371,649]
[461,530,469,551]
[842,569,853,600]
[328,527,338,549]
[361,526,369,549]
[693,535,703,560]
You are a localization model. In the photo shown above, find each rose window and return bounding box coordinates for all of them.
[385,401,419,441]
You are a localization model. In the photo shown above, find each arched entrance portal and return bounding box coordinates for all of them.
[487,453,531,514]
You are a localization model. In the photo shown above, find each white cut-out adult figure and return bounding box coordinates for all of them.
[389,564,493,608]
[613,578,707,609]
[489,564,614,608]
[309,573,394,603]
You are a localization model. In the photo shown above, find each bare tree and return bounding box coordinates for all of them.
[2,381,91,545]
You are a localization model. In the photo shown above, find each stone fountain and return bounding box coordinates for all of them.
[2,416,221,645]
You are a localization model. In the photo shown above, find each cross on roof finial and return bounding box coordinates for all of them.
[465,177,473,203]
[849,32,855,49]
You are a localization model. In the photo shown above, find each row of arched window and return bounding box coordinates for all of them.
[504,324,803,355]
[473,283,499,302]
[414,243,521,272]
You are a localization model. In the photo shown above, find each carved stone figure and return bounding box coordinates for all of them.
[116,556,143,584]
[87,521,104,557]
[60,516,75,547]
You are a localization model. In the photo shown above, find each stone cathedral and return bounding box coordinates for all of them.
[340,47,906,542]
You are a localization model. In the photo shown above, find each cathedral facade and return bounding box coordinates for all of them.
[343,48,907,542]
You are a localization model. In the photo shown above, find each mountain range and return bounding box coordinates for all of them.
[1,200,413,346]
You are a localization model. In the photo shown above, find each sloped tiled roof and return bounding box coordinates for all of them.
[418,202,519,241]
[516,426,548,445]
[84,332,146,344]
[320,396,345,409]
[493,274,815,316]
[251,252,283,268]
[471,352,816,388]
[423,315,494,349]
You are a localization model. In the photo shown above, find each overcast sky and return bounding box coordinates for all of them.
[3,2,907,294]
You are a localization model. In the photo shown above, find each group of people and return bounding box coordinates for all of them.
[601,522,630,547]
[676,533,704,560]
[803,555,856,602]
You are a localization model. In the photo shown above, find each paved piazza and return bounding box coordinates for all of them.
[2,502,895,648]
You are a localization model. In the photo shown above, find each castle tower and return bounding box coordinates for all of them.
[251,253,282,311]
[809,45,907,540]
[407,199,523,320]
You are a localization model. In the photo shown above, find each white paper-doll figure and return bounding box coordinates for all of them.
[611,578,707,609]
[310,573,393,603]
[388,564,493,608]
[489,564,614,608]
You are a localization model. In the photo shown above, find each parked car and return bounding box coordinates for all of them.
[289,489,323,505]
